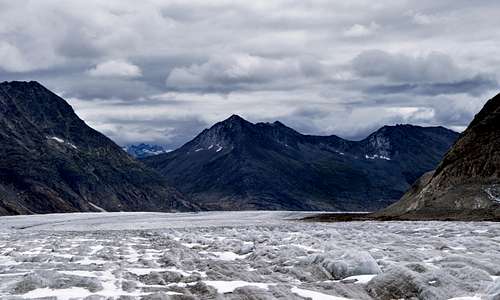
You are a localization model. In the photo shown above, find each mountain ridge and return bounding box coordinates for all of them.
[144,115,458,211]
[375,92,500,220]
[0,81,198,215]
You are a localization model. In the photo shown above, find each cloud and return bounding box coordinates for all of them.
[406,11,453,25]
[343,22,379,37]
[352,50,498,96]
[0,42,31,72]
[352,50,466,83]
[166,54,324,92]
[87,60,142,78]
[1,0,500,148]
[366,75,497,96]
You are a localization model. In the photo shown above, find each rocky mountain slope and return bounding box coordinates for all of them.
[143,115,458,211]
[375,93,500,220]
[0,81,197,215]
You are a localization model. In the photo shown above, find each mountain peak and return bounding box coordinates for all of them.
[209,114,253,134]
[468,92,500,129]
[377,123,420,132]
[372,123,456,137]
[222,114,249,124]
[0,80,43,89]
[272,120,287,127]
[144,114,458,211]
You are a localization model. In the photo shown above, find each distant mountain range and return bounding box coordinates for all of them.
[0,81,466,215]
[0,81,198,215]
[143,115,458,211]
[124,143,170,158]
[376,93,500,220]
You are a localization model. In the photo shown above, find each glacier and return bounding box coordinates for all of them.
[0,211,499,299]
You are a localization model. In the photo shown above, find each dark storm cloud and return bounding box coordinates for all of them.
[165,54,325,93]
[1,0,500,148]
[58,78,158,101]
[351,50,499,96]
[365,75,498,96]
[352,50,465,83]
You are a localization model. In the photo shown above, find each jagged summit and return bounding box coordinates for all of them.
[213,114,252,130]
[225,114,248,123]
[359,124,458,164]
[214,115,293,131]
[182,115,305,155]
[369,124,453,139]
[0,80,42,87]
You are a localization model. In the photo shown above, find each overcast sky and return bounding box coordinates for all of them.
[1,0,499,148]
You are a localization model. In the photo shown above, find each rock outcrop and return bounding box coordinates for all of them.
[375,93,500,220]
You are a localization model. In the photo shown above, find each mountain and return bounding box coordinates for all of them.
[143,115,458,211]
[375,93,500,220]
[0,81,198,215]
[124,143,170,158]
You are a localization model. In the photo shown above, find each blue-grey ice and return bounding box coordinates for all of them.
[0,211,499,299]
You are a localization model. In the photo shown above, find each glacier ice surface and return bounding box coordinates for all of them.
[0,211,499,299]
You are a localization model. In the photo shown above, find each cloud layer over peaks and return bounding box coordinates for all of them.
[0,0,499,148]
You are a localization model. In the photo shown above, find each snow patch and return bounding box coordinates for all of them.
[340,274,377,284]
[204,280,275,293]
[193,143,223,153]
[289,243,321,253]
[75,257,107,265]
[203,251,250,261]
[22,287,94,300]
[291,287,352,300]
[0,255,20,266]
[47,136,78,149]
[0,272,28,277]
[88,202,107,212]
[23,270,152,299]
[58,270,98,277]
[48,136,64,143]
[88,245,104,255]
[182,242,207,249]
[365,154,391,160]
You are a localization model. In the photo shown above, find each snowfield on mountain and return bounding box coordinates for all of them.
[0,211,499,299]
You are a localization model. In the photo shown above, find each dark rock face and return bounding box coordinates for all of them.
[376,93,500,220]
[124,143,169,158]
[0,81,197,215]
[143,115,458,211]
